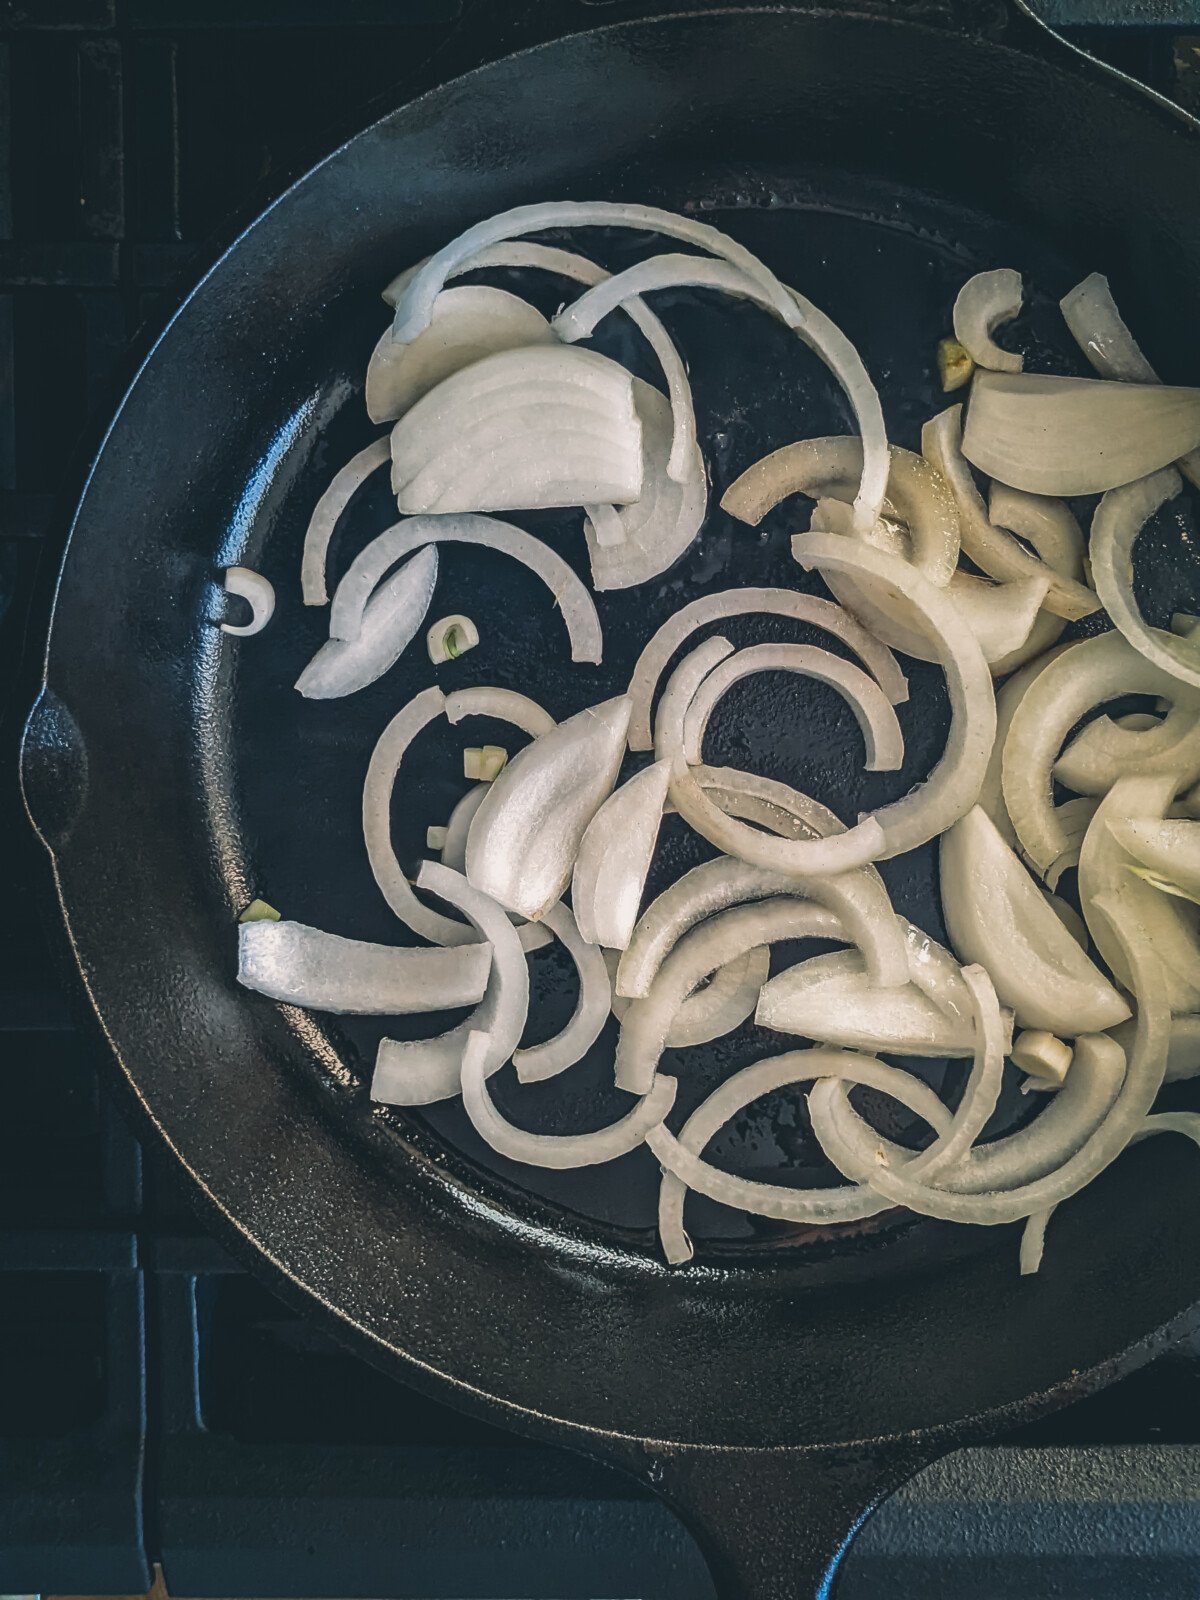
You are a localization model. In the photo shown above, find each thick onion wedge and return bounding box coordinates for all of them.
[365,285,555,424]
[1090,468,1200,690]
[463,1030,676,1169]
[755,951,978,1056]
[793,533,996,859]
[511,902,611,1084]
[301,437,390,607]
[371,863,529,1107]
[238,920,491,1015]
[466,696,632,921]
[296,545,438,699]
[572,760,671,950]
[681,641,904,773]
[221,566,275,637]
[961,370,1200,496]
[626,586,907,752]
[952,268,1023,374]
[328,512,602,664]
[940,805,1130,1034]
[721,436,958,587]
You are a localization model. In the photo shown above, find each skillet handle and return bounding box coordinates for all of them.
[631,1438,942,1599]
[21,686,89,853]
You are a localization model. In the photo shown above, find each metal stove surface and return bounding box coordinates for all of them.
[3,4,1200,1597]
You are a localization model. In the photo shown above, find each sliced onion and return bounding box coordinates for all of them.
[721,435,958,587]
[940,805,1130,1033]
[300,438,390,607]
[952,268,1023,374]
[238,919,491,1014]
[365,285,555,424]
[651,1048,953,1261]
[572,760,671,951]
[389,345,642,514]
[978,643,1071,847]
[987,483,1097,619]
[328,512,601,663]
[692,764,840,842]
[371,863,529,1107]
[1060,271,1200,490]
[1110,816,1200,900]
[1054,702,1200,796]
[615,848,907,1001]
[1043,797,1100,892]
[626,587,907,753]
[466,696,632,921]
[681,641,904,773]
[463,1029,675,1169]
[511,901,611,1084]
[444,685,555,739]
[1011,1030,1073,1086]
[295,545,438,699]
[220,566,276,637]
[427,613,479,664]
[607,944,770,1047]
[1114,1012,1200,1085]
[1001,630,1200,874]
[793,533,996,859]
[1090,468,1200,690]
[439,784,487,873]
[961,370,1200,497]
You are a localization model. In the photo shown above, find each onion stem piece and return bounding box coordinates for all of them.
[463,745,508,782]
[1011,1030,1073,1086]
[427,613,479,664]
[938,337,974,393]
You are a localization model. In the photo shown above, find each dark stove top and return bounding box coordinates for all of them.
[3,5,1200,1597]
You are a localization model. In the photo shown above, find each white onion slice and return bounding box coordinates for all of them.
[1001,630,1200,874]
[221,566,276,637]
[606,945,769,1047]
[1060,271,1200,490]
[952,268,1023,374]
[615,849,907,1001]
[975,644,1070,849]
[1110,816,1200,900]
[511,901,611,1084]
[365,285,555,424]
[1043,798,1100,892]
[680,642,904,773]
[300,438,390,607]
[1054,704,1200,796]
[1114,1012,1200,1085]
[961,370,1200,497]
[463,1029,675,1170]
[940,805,1130,1033]
[439,784,487,873]
[651,1048,953,1259]
[692,764,839,842]
[389,344,642,514]
[371,863,529,1107]
[238,919,491,1014]
[1090,468,1200,690]
[755,950,977,1056]
[572,760,670,951]
[721,435,958,587]
[328,512,601,664]
[444,685,555,739]
[626,587,907,753]
[295,545,438,699]
[900,964,1006,1183]
[793,533,996,859]
[466,696,632,921]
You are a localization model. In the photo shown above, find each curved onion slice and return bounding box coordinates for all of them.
[1054,703,1200,796]
[371,863,529,1107]
[940,805,1130,1033]
[1078,775,1200,1014]
[1043,797,1100,893]
[794,533,996,859]
[238,919,491,1014]
[363,685,552,951]
[511,901,611,1084]
[300,438,391,607]
[961,370,1200,497]
[389,345,642,514]
[693,764,839,842]
[655,636,888,875]
[439,784,487,873]
[365,285,555,424]
[606,944,770,1047]
[651,1048,953,1259]
[572,760,670,950]
[393,206,887,533]
[1090,468,1200,690]
[1110,816,1200,901]
[721,436,958,587]
[1114,1013,1200,1084]
[615,848,907,1002]
[221,566,275,637]
[680,641,904,773]
[444,685,555,739]
[1060,271,1200,490]
[296,545,438,699]
[328,512,601,663]
[809,898,1168,1224]
[1001,630,1200,874]
[920,406,1097,621]
[952,268,1023,374]
[989,609,1069,679]
[626,587,907,752]
[978,643,1071,847]
[466,696,632,921]
[463,1029,675,1169]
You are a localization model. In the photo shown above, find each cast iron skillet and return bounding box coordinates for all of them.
[20,2,1200,1593]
